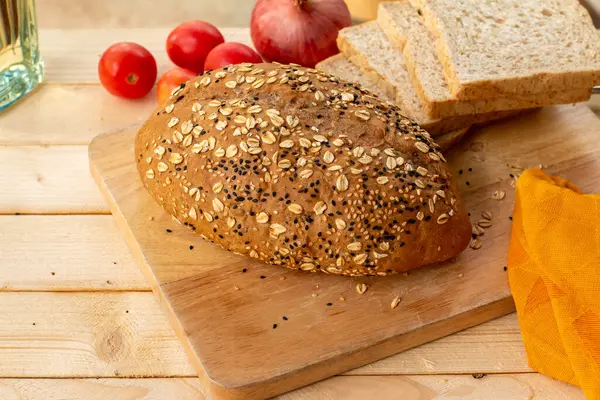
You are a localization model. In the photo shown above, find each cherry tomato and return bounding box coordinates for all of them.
[98,42,157,99]
[157,67,197,105]
[166,21,225,73]
[204,42,263,71]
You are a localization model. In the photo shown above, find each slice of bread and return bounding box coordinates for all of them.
[336,22,522,136]
[316,54,390,101]
[317,54,469,151]
[378,1,592,119]
[409,0,600,99]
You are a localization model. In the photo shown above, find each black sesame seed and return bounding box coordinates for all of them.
[503,266,508,271]
[189,245,194,250]
[466,181,470,186]
[242,268,247,273]
[282,316,288,321]
[272,324,277,329]
[166,229,172,233]
[459,169,463,174]
[260,275,266,279]
[327,303,333,306]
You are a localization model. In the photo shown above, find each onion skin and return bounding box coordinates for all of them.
[251,0,352,68]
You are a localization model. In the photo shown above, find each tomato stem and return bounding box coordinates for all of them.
[294,0,307,9]
[126,73,139,84]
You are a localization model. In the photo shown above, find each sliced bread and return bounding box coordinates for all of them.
[316,54,390,100]
[409,0,600,99]
[316,54,470,152]
[336,22,522,136]
[378,1,592,119]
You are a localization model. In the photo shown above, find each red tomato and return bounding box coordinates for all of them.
[98,42,157,99]
[166,21,225,73]
[204,42,263,71]
[156,68,197,105]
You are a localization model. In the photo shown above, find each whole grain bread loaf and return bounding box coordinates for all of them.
[136,63,471,276]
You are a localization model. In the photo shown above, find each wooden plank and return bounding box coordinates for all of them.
[37,2,254,29]
[0,378,205,400]
[40,28,252,83]
[0,292,193,378]
[0,146,107,214]
[280,374,584,399]
[0,215,146,291]
[0,85,155,146]
[0,291,531,377]
[0,375,583,400]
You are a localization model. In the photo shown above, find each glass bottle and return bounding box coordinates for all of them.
[0,0,43,112]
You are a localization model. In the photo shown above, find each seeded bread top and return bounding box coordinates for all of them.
[409,0,600,98]
[136,62,471,276]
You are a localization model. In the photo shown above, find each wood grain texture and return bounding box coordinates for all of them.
[0,375,583,400]
[0,85,156,145]
[0,288,531,376]
[0,215,145,291]
[40,28,252,83]
[0,378,205,400]
[280,374,583,399]
[0,292,192,378]
[37,2,254,29]
[0,146,107,214]
[89,104,600,398]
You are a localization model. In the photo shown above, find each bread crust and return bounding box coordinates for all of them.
[136,62,471,276]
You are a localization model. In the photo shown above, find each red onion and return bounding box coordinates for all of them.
[251,0,352,68]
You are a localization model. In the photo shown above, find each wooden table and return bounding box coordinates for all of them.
[0,28,587,399]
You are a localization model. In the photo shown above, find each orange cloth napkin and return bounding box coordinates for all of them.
[508,168,600,398]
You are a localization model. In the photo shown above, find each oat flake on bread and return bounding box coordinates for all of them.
[135,62,471,276]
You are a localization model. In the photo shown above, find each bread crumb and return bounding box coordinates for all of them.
[458,273,464,278]
[312,293,318,298]
[339,296,346,301]
[234,286,240,291]
[280,276,286,281]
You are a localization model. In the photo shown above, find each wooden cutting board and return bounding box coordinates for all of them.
[89,103,600,399]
